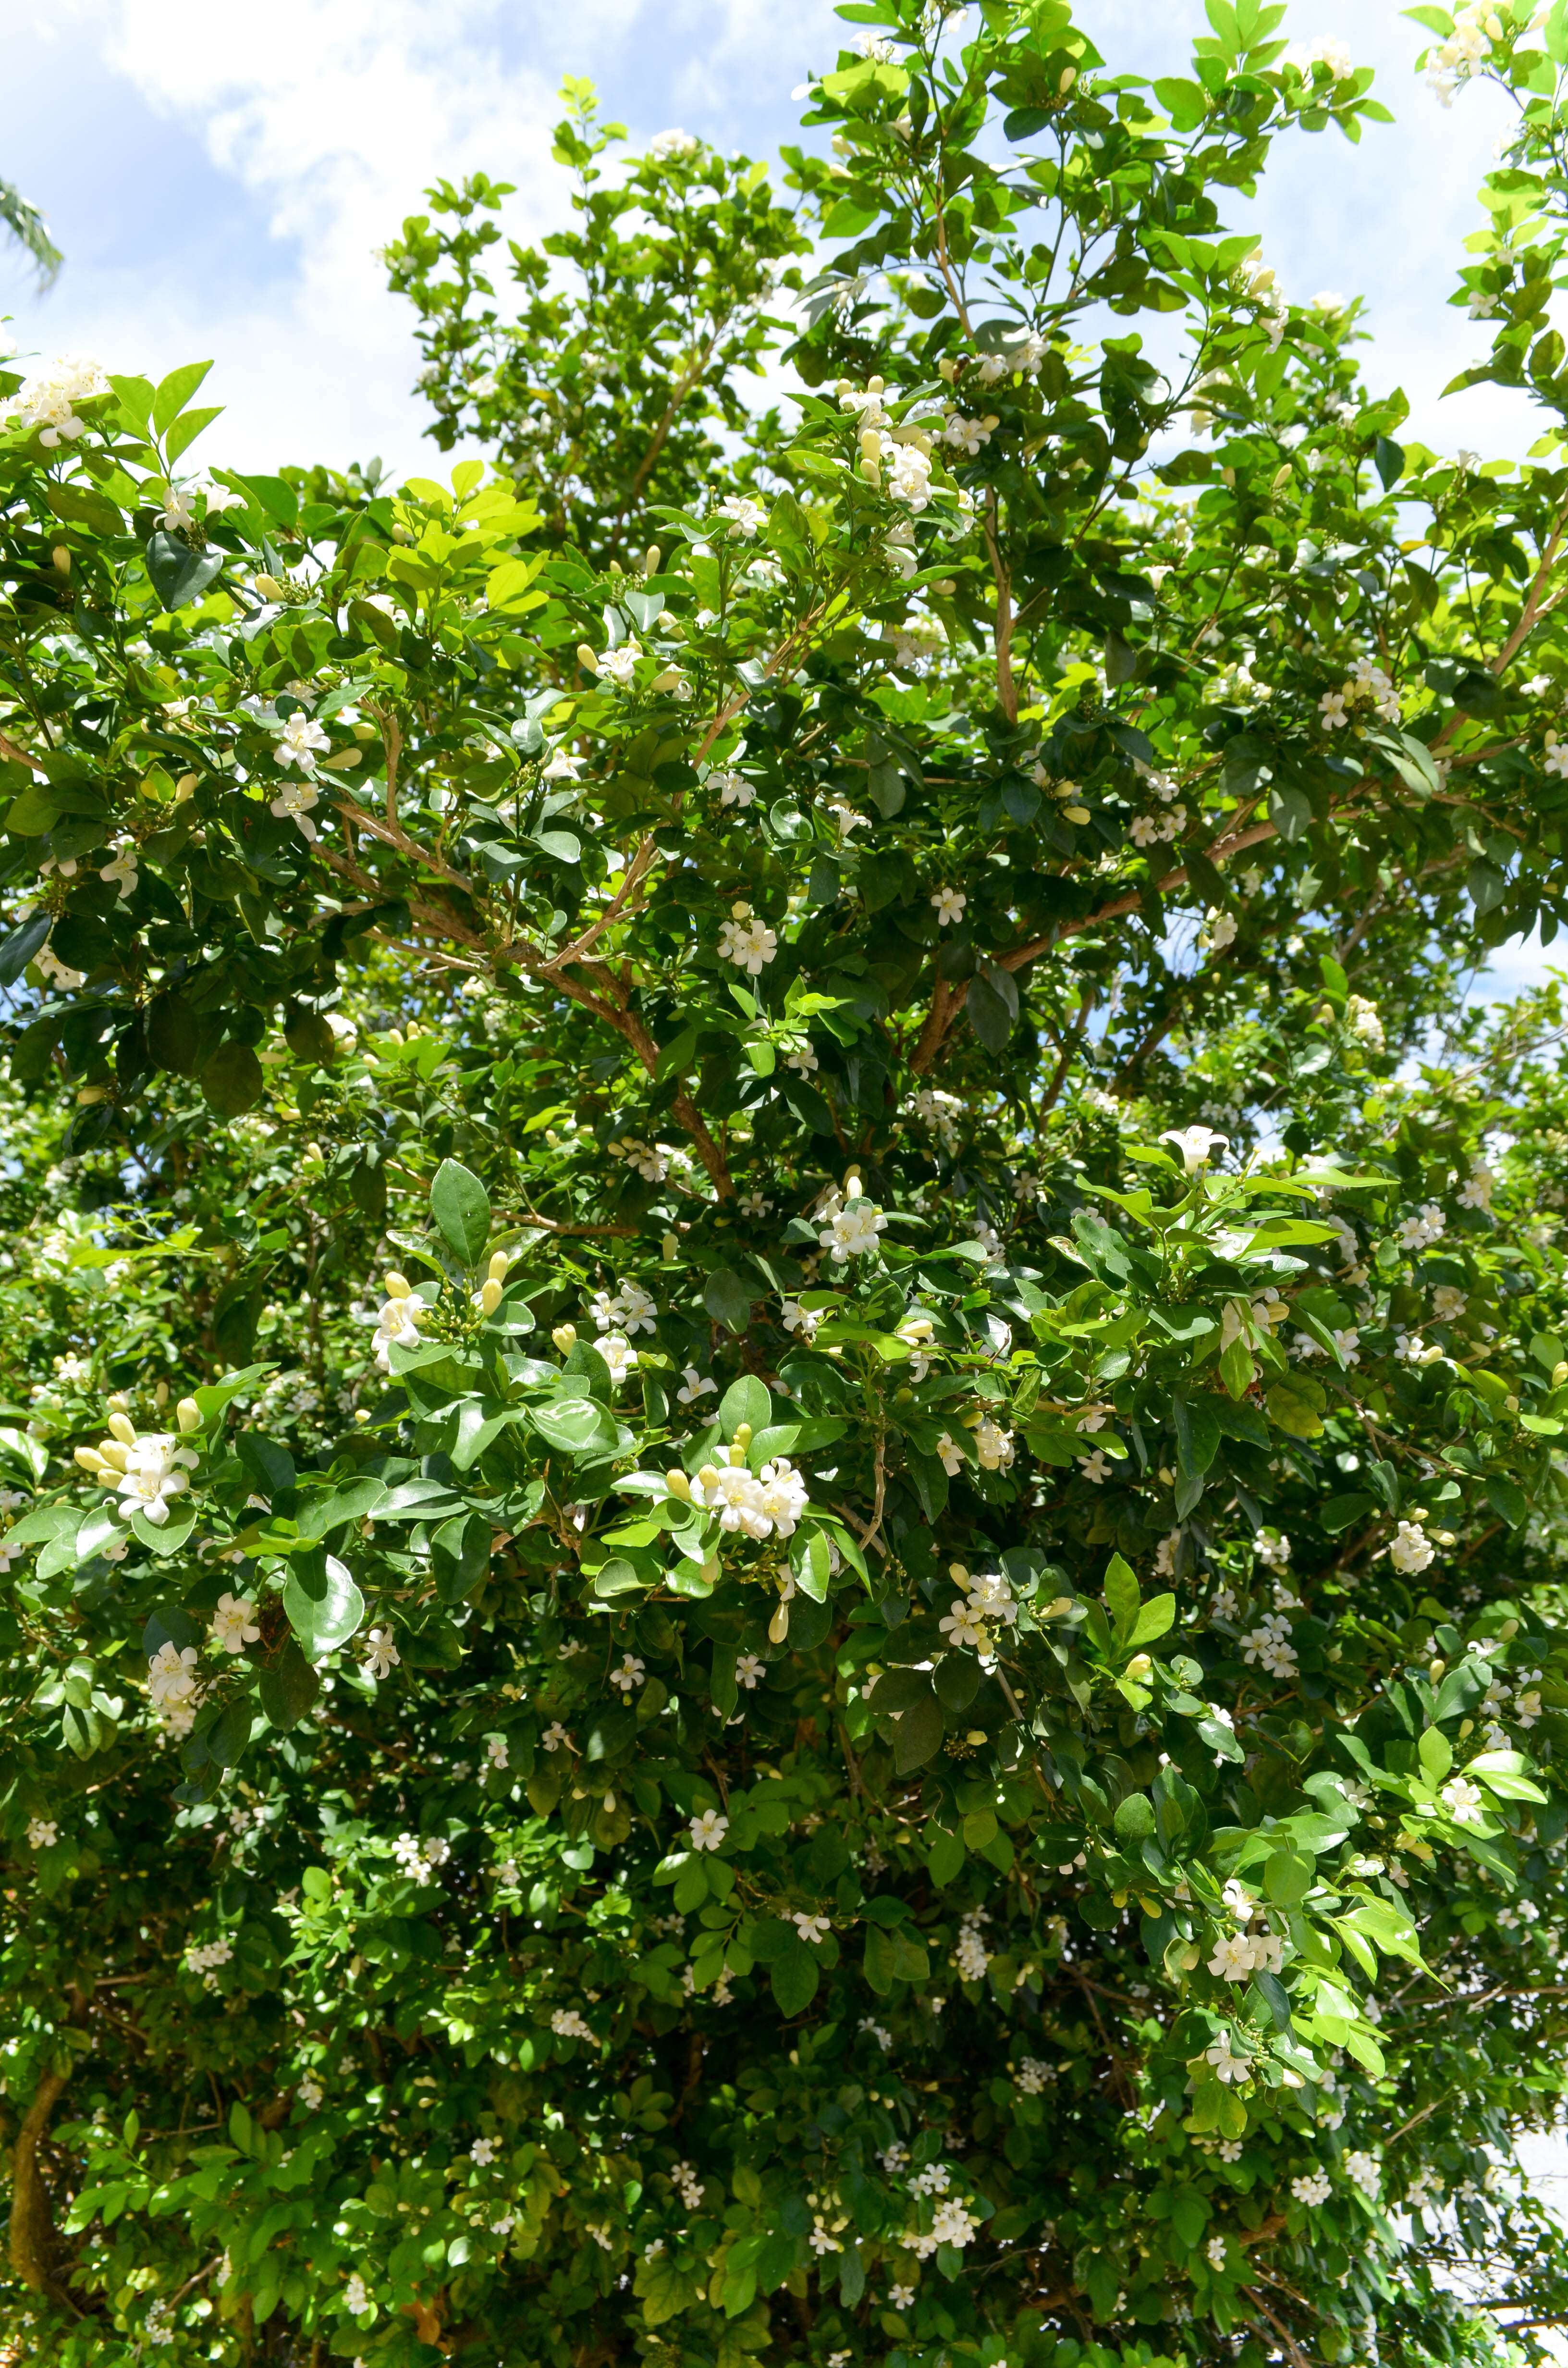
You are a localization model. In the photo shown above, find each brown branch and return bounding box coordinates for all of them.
[0,730,46,773]
[11,2065,78,2315]
[1238,2286,1312,2368]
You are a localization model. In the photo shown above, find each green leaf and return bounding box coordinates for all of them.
[770,1939,821,2017]
[720,1375,772,1438]
[145,530,225,612]
[152,359,214,435]
[1103,1552,1140,1641]
[1127,1593,1176,1649]
[282,1548,365,1655]
[530,1398,621,1457]
[704,1268,754,1333]
[258,1639,320,1732]
[164,406,225,463]
[199,1040,264,1118]
[892,1691,945,1773]
[968,966,1015,1053]
[430,1158,491,1265]
[207,1694,254,1770]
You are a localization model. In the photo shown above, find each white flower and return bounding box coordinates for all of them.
[111,1431,199,1527]
[937,1431,964,1476]
[611,1653,647,1693]
[370,1278,428,1370]
[714,494,768,538]
[887,442,934,509]
[975,1418,1014,1472]
[649,128,700,158]
[36,946,86,990]
[785,1045,819,1076]
[543,1721,573,1752]
[5,354,109,445]
[1205,2029,1249,2083]
[1396,1203,1446,1250]
[1207,1931,1256,1983]
[1440,1776,1486,1825]
[1014,2058,1051,2094]
[1344,2149,1380,2198]
[939,1597,989,1651]
[1388,1520,1435,1575]
[889,2282,915,2309]
[717,909,778,974]
[677,1366,717,1406]
[1160,1123,1227,1173]
[471,2136,497,2165]
[275,712,331,773]
[601,638,642,687]
[781,1300,819,1340]
[736,1652,765,1690]
[1458,1159,1495,1209]
[826,797,868,838]
[599,1332,639,1386]
[486,1736,508,1769]
[610,1136,670,1183]
[942,413,994,456]
[737,1190,773,1216]
[99,849,140,899]
[210,1592,260,1654]
[343,2273,372,2318]
[1431,1284,1468,1322]
[931,886,967,925]
[26,1817,58,1850]
[792,1911,831,1944]
[270,779,322,842]
[1077,1447,1111,1485]
[551,2004,597,2040]
[1319,690,1348,729]
[689,1808,729,1852]
[820,1192,888,1261]
[1286,36,1353,76]
[362,1628,400,1681]
[1347,994,1384,1048]
[1240,1614,1298,1678]
[1292,2171,1332,2206]
[296,2075,323,2110]
[710,769,755,807]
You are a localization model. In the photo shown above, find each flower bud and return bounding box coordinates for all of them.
[108,1412,136,1445]
[867,376,884,394]
[603,1791,615,1814]
[666,1468,691,1501]
[254,573,286,598]
[154,1381,169,1407]
[1554,1361,1568,1389]
[858,427,880,456]
[176,1398,202,1434]
[98,1440,129,1470]
[384,1271,411,1299]
[1125,1653,1153,1681]
[768,1601,790,1643]
[74,1445,106,1474]
[76,1084,110,1106]
[966,1729,988,1747]
[479,1276,503,1316]
[1059,63,1076,91]
[662,1233,679,1261]
[697,1466,721,1492]
[644,544,661,576]
[859,459,881,487]
[488,1249,510,1283]
[551,1323,576,1355]
[173,772,198,802]
[576,644,600,676]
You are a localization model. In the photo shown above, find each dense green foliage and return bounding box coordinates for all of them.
[9,5,1568,2367]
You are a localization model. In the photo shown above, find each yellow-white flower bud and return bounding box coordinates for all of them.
[176,1398,202,1434]
[576,644,600,675]
[731,1422,752,1454]
[479,1276,503,1316]
[173,773,197,802]
[868,375,884,394]
[644,544,661,575]
[768,1601,790,1643]
[552,1323,577,1355]
[860,458,881,486]
[154,1381,169,1407]
[697,1466,722,1493]
[666,1469,691,1501]
[487,1248,510,1283]
[74,1445,106,1474]
[254,573,286,598]
[108,1413,136,1445]
[384,1271,411,1299]
[98,1440,129,1471]
[858,426,880,456]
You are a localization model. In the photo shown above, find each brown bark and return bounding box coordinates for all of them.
[10,2065,78,2315]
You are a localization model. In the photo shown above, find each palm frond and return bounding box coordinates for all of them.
[0,176,61,289]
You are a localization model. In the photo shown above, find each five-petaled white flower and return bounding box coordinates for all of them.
[543,1721,574,1753]
[937,1431,964,1475]
[611,1654,647,1692]
[676,1366,717,1406]
[26,1817,58,1850]
[931,886,967,925]
[470,2137,497,2166]
[736,1652,765,1690]
[275,712,330,773]
[819,1189,888,1261]
[1161,1123,1228,1173]
[362,1628,400,1680]
[1440,1776,1486,1826]
[714,494,768,537]
[270,778,322,842]
[689,1808,729,1852]
[792,1911,831,1944]
[210,1592,260,1654]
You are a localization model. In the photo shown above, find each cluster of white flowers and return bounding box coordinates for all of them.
[717,900,778,975]
[608,1135,671,1183]
[1425,2,1507,101]
[148,1642,203,1735]
[1239,1613,1298,1678]
[1291,2168,1333,2206]
[1207,1924,1285,1982]
[1397,1203,1446,1250]
[1343,2148,1381,2197]
[368,1270,429,1371]
[672,2158,705,2209]
[1346,993,1385,1049]
[1130,806,1186,848]
[975,1416,1015,1471]
[649,127,700,158]
[185,1935,233,1976]
[591,1278,657,1336]
[1286,36,1353,77]
[909,1086,963,1151]
[551,2006,596,2041]
[859,2016,893,2051]
[392,1832,449,1883]
[343,2272,372,2318]
[76,1409,200,1526]
[144,2297,175,2347]
[954,1911,991,1983]
[684,1443,809,1539]
[817,1181,889,1261]
[1388,1519,1436,1575]
[906,2196,980,2257]
[26,1817,58,1850]
[1293,1323,1360,1367]
[1458,1158,1496,1209]
[4,354,110,445]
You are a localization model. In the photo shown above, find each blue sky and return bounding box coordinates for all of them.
[2,0,1559,1006]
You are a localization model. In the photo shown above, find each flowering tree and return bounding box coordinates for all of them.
[8,5,1568,2366]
